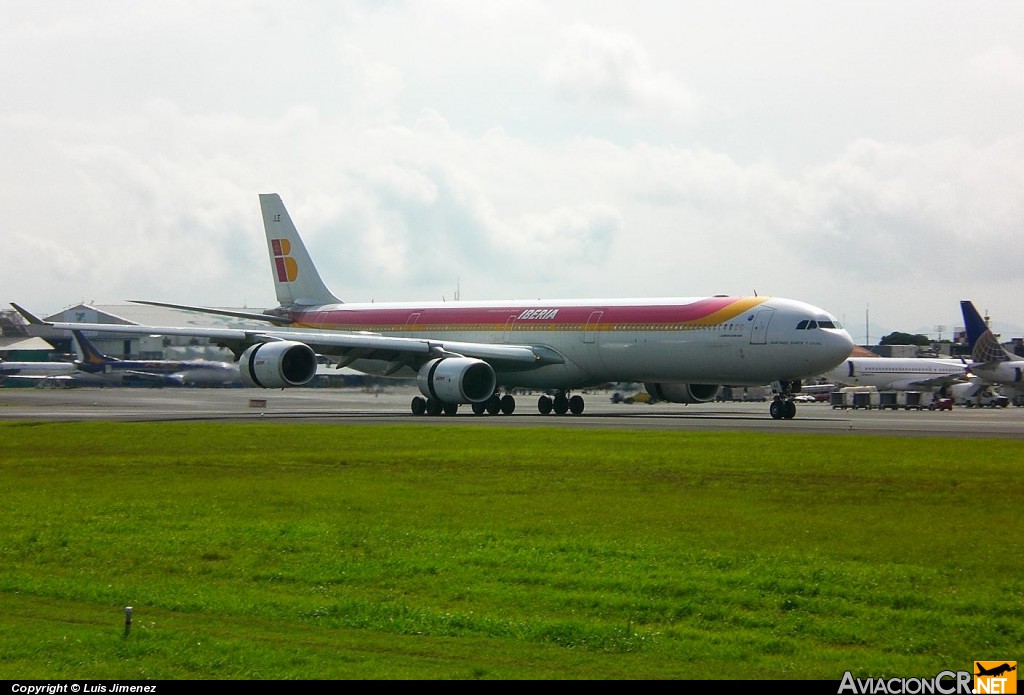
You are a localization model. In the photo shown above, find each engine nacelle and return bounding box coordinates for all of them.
[644,382,721,404]
[417,357,496,404]
[240,341,318,389]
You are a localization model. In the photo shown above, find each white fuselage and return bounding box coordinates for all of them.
[822,356,968,391]
[969,360,1024,387]
[0,361,76,378]
[288,296,854,389]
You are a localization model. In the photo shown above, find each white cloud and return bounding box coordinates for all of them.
[970,45,1024,90]
[2,1,1024,340]
[542,23,701,122]
[796,136,1024,278]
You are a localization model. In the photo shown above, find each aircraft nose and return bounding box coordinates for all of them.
[825,327,855,365]
[797,328,854,378]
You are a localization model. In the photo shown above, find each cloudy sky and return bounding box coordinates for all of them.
[3,1,1023,342]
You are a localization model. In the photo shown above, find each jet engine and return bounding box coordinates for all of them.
[644,382,721,404]
[240,341,318,389]
[417,357,496,404]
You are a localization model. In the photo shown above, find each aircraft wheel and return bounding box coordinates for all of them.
[500,394,516,415]
[553,394,569,415]
[411,396,427,416]
[769,399,784,420]
[568,395,585,415]
[443,401,459,416]
[538,395,553,415]
[783,400,797,419]
[426,399,443,416]
[471,401,487,415]
[486,395,501,415]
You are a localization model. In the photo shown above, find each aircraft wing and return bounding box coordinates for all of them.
[902,373,968,390]
[12,304,559,371]
[113,369,184,385]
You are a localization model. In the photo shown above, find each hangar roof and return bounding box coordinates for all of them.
[0,336,56,353]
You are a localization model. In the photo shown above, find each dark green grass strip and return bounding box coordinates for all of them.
[0,422,1021,679]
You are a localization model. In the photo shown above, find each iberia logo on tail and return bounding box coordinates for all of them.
[271,239,298,283]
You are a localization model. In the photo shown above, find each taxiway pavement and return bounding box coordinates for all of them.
[1,386,1022,439]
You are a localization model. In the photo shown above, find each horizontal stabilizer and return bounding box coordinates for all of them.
[130,300,294,326]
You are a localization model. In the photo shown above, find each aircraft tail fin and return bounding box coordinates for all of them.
[259,193,342,308]
[960,300,1012,364]
[961,301,989,351]
[10,303,49,326]
[71,330,115,368]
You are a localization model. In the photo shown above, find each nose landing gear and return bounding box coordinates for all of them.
[769,397,797,420]
[769,381,800,420]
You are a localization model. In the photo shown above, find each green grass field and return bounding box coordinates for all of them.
[0,421,1020,680]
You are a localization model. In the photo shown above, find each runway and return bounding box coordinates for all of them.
[1,385,1022,438]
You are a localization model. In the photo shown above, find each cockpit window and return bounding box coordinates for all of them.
[798,318,842,330]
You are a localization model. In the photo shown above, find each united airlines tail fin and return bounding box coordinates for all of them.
[961,301,989,351]
[259,193,342,308]
[960,300,1014,364]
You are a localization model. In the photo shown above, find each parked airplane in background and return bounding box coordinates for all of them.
[820,353,969,392]
[960,300,1024,391]
[14,193,854,419]
[69,330,242,386]
[0,358,77,382]
[1,332,241,387]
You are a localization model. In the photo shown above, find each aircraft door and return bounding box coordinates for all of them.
[312,311,332,329]
[583,311,604,344]
[749,309,774,345]
[503,314,518,343]
[405,312,421,337]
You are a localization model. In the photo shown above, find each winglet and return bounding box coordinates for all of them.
[10,303,51,326]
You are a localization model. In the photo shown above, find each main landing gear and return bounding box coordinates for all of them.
[410,396,461,416]
[471,393,517,416]
[537,391,585,416]
[769,381,799,420]
[409,390,588,416]
[409,392,516,416]
[464,390,585,416]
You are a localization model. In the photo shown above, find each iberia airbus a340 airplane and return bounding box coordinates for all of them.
[15,193,854,420]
